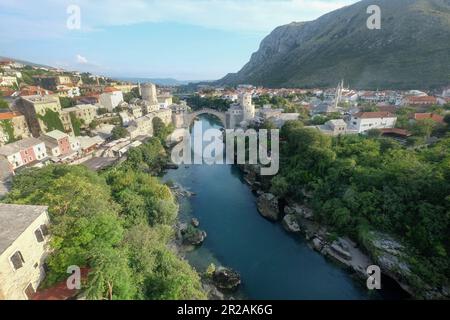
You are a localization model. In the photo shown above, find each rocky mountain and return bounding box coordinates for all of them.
[219,0,450,90]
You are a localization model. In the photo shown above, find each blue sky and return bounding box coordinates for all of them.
[0,0,358,80]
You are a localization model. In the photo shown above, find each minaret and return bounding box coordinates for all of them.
[334,79,344,109]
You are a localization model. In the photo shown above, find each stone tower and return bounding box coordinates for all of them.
[240,93,255,121]
[141,83,158,105]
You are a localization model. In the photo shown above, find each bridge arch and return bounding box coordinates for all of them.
[186,108,227,128]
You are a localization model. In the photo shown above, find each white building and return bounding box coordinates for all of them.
[69,136,81,153]
[348,112,397,133]
[99,89,124,112]
[0,76,18,87]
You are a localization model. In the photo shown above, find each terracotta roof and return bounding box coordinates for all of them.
[406,96,437,103]
[378,105,397,113]
[413,113,445,123]
[354,112,395,119]
[103,86,120,93]
[32,268,90,300]
[0,111,23,120]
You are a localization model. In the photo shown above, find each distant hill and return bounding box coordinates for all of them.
[0,56,54,69]
[219,0,450,90]
[112,77,207,86]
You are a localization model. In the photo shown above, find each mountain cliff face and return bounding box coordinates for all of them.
[220,0,450,89]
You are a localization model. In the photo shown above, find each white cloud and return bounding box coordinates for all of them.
[76,54,88,64]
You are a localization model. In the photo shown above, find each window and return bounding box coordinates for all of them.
[10,251,25,270]
[24,283,35,300]
[40,224,49,236]
[35,229,44,243]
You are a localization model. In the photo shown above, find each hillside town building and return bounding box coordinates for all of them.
[0,204,50,300]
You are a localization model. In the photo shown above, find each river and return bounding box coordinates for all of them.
[163,115,407,300]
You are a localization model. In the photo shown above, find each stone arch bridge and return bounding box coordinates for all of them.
[185,108,227,128]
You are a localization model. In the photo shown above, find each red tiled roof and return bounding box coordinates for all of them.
[354,112,395,119]
[413,113,445,123]
[0,111,22,120]
[377,105,397,113]
[406,96,437,104]
[103,86,120,93]
[0,87,15,97]
[20,86,53,96]
[32,268,90,300]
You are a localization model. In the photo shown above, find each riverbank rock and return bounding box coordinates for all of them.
[329,239,352,261]
[182,225,207,246]
[361,231,450,298]
[312,237,324,252]
[191,218,200,228]
[282,214,301,233]
[203,283,225,300]
[257,193,279,221]
[284,203,314,220]
[213,267,241,291]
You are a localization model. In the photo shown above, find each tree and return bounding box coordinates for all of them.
[123,87,141,103]
[0,92,9,109]
[270,176,289,198]
[4,164,206,300]
[111,126,129,140]
[59,97,76,109]
[152,117,174,143]
[366,128,382,138]
[410,119,436,138]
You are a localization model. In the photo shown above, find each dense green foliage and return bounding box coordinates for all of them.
[152,117,174,144]
[111,126,129,140]
[274,121,450,293]
[0,92,9,109]
[59,97,76,109]
[70,113,83,136]
[0,119,16,143]
[3,138,205,300]
[123,87,141,103]
[38,109,65,132]
[186,95,231,112]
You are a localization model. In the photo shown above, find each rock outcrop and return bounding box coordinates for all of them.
[213,267,241,291]
[282,214,301,233]
[257,193,279,221]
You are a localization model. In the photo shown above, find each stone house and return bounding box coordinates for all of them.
[0,204,50,300]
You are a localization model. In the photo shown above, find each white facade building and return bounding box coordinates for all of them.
[348,112,397,133]
[99,90,124,112]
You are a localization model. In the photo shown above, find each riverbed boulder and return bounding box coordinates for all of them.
[282,214,301,233]
[213,267,241,291]
[312,237,324,252]
[191,218,200,228]
[182,225,207,246]
[257,193,279,221]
